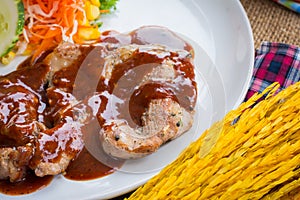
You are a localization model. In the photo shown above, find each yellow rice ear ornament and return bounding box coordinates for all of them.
[127,82,300,200]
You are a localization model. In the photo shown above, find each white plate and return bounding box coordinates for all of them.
[0,0,253,199]
[1,36,226,200]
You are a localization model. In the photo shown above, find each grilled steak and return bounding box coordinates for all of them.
[0,26,197,182]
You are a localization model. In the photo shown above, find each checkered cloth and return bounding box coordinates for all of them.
[245,42,300,101]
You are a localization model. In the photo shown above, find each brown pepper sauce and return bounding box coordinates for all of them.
[64,147,115,180]
[0,172,53,196]
[0,26,196,195]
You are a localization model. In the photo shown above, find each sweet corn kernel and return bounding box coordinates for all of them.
[78,26,100,40]
[90,0,101,7]
[85,1,100,21]
[1,51,16,65]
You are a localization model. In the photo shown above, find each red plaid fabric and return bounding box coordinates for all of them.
[245,42,300,101]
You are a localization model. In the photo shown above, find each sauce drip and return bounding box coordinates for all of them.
[64,148,115,180]
[0,171,53,196]
[130,25,193,52]
[65,118,124,180]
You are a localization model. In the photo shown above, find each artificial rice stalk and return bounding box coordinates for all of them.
[127,81,300,200]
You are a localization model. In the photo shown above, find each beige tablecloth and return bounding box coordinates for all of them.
[241,0,300,49]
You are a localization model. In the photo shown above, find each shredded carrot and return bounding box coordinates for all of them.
[35,0,48,13]
[31,29,58,63]
[21,0,107,62]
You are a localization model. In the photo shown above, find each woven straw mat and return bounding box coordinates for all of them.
[240,0,300,49]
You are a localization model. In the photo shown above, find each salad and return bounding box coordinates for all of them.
[0,0,118,64]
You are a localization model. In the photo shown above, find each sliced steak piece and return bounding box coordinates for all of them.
[0,63,50,182]
[29,42,90,177]
[29,89,88,176]
[0,42,91,180]
[100,98,193,159]
[0,63,50,146]
[28,42,111,177]
[97,44,197,159]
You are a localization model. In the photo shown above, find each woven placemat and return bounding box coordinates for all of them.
[240,0,300,49]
